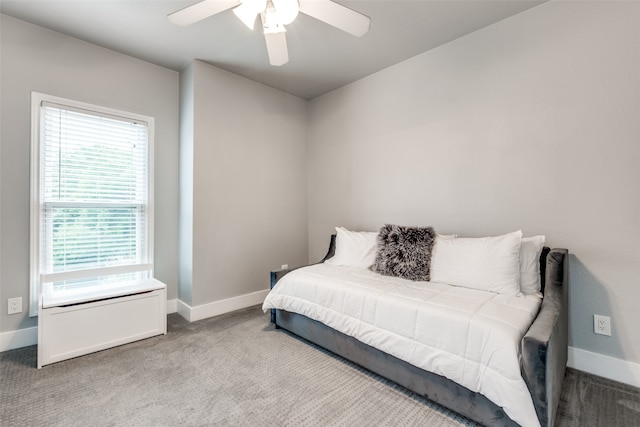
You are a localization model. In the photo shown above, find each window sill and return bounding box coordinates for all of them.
[42,278,166,309]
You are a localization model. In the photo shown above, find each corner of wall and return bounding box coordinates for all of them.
[177,63,195,306]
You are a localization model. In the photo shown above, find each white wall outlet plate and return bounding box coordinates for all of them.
[8,297,23,314]
[594,314,611,336]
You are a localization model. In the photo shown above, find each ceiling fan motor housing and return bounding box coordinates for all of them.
[168,0,370,66]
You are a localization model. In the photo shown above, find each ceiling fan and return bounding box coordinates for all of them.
[168,0,371,66]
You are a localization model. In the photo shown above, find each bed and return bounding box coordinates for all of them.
[264,231,568,427]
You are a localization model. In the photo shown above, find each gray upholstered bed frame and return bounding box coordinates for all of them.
[269,235,568,427]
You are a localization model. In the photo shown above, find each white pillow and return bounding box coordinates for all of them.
[519,235,546,295]
[430,230,523,295]
[325,227,378,269]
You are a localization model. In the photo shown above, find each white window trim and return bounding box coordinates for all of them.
[29,92,155,316]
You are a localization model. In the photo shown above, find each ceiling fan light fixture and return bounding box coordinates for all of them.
[261,0,285,34]
[233,0,267,30]
[261,0,299,34]
[272,0,299,26]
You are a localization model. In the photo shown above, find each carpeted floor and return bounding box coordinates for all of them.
[556,364,640,426]
[1,306,639,426]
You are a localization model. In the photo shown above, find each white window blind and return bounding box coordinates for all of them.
[30,93,154,315]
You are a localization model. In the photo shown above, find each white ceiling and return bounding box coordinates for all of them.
[0,0,544,99]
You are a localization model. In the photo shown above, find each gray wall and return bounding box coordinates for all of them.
[180,60,308,307]
[0,15,180,332]
[307,2,640,363]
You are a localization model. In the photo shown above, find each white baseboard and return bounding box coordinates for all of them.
[176,299,192,321]
[176,289,269,323]
[0,326,38,352]
[166,298,178,314]
[1,299,180,353]
[568,346,640,388]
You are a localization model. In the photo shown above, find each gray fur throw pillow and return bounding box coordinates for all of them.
[371,224,436,281]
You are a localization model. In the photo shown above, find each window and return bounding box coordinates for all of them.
[30,93,154,315]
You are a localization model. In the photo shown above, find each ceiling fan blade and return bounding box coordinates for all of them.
[168,0,241,26]
[264,32,289,66]
[299,0,370,37]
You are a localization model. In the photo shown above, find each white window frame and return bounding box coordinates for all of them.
[29,92,155,316]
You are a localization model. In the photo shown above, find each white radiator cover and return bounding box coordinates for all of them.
[38,279,167,368]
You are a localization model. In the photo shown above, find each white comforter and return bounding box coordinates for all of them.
[262,263,542,427]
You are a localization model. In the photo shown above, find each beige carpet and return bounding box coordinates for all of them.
[1,306,638,426]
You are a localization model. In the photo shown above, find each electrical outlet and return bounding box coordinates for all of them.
[594,314,611,336]
[281,264,289,270]
[8,297,22,315]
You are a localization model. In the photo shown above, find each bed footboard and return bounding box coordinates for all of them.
[269,234,337,324]
[521,248,569,427]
